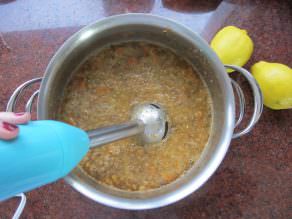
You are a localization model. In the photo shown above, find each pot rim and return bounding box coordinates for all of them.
[38,13,235,210]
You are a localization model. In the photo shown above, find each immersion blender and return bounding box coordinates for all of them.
[0,103,168,201]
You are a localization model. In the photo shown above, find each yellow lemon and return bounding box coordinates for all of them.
[210,26,254,72]
[251,61,292,110]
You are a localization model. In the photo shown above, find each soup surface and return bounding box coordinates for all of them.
[58,42,212,191]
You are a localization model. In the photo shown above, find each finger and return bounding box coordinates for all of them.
[0,121,19,140]
[0,112,31,124]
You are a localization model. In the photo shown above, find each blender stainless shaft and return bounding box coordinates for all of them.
[87,103,168,148]
[87,121,144,148]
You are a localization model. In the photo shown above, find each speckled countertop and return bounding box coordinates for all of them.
[0,0,291,218]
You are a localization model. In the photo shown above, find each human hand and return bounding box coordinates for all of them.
[0,112,31,140]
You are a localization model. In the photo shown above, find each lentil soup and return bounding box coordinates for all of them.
[58,42,212,191]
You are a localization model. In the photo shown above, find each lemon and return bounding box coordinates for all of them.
[210,26,254,72]
[251,61,292,110]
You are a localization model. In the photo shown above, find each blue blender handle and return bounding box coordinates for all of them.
[0,106,155,201]
[0,120,90,201]
[0,119,145,201]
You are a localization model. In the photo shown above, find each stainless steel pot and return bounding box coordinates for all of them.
[7,14,263,209]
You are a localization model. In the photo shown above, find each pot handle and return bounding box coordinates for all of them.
[6,77,42,113]
[6,78,42,219]
[230,78,245,128]
[225,65,263,139]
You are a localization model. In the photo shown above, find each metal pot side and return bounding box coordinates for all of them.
[38,14,235,209]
